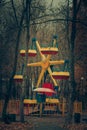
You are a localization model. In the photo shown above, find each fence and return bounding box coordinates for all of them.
[74,101,82,114]
[0,100,20,115]
[0,98,68,117]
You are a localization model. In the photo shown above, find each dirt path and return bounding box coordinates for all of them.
[0,115,87,130]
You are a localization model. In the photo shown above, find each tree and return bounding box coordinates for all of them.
[64,0,87,125]
[1,0,47,122]
[2,1,26,121]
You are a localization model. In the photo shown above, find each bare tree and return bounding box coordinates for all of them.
[2,0,26,121]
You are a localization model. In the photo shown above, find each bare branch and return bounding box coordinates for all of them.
[11,0,19,26]
[76,0,82,14]
[31,18,87,27]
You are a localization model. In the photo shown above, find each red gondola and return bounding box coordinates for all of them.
[41,47,58,55]
[20,50,26,57]
[52,72,70,79]
[14,75,23,82]
[28,49,37,57]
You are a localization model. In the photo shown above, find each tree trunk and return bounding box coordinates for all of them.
[64,1,80,126]
[68,0,77,123]
[20,0,31,122]
[2,7,25,121]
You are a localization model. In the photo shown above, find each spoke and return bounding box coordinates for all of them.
[49,60,64,65]
[47,67,58,86]
[46,54,51,60]
[36,68,46,88]
[27,62,41,67]
[36,41,46,60]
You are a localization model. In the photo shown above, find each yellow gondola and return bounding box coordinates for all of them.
[41,47,58,55]
[13,75,23,82]
[52,71,70,79]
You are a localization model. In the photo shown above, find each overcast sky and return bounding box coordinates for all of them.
[46,0,65,7]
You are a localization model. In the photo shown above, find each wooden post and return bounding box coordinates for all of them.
[40,103,42,117]
[74,101,82,114]
[62,98,65,116]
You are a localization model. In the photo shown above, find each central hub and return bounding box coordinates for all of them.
[41,61,49,69]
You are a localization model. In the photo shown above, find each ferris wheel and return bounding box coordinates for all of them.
[14,36,70,90]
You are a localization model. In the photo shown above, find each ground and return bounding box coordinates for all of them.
[0,115,87,130]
